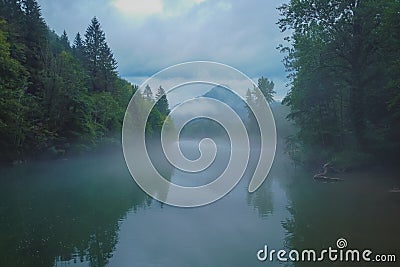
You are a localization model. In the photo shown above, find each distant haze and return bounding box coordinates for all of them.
[36,0,289,100]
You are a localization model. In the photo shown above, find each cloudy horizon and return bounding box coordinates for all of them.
[36,0,289,100]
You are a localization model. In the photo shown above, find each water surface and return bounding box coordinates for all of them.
[1,142,399,267]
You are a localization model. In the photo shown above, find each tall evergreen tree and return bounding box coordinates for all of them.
[20,0,47,94]
[72,32,84,61]
[73,32,83,49]
[143,84,153,100]
[0,4,175,161]
[155,86,169,115]
[84,17,117,92]
[258,77,275,104]
[60,30,70,50]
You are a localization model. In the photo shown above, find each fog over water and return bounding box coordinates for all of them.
[0,106,399,267]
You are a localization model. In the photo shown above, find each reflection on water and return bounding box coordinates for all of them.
[282,166,400,267]
[0,151,150,267]
[168,139,231,187]
[1,139,399,266]
[0,143,292,267]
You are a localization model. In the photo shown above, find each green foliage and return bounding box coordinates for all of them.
[0,19,30,161]
[245,77,275,106]
[245,78,275,130]
[72,32,85,62]
[0,1,169,162]
[257,77,275,104]
[60,30,70,51]
[90,92,121,138]
[155,86,170,115]
[278,0,400,167]
[83,17,117,92]
[143,84,153,100]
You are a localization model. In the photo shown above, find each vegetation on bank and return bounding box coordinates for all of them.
[3,0,398,172]
[0,0,169,162]
[278,0,400,169]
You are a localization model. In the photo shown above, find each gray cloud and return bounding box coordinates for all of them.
[37,0,289,99]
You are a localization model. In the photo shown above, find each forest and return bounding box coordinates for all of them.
[1,0,399,170]
[279,0,400,169]
[0,0,168,162]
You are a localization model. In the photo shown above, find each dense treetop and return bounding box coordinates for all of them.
[0,0,169,162]
[278,0,400,168]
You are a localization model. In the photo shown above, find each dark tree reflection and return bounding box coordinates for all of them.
[0,150,151,267]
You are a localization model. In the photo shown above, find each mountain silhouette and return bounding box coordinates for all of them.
[169,85,251,139]
[202,85,248,122]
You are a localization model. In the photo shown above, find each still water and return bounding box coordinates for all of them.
[1,139,399,266]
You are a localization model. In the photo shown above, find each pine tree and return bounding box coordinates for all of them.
[84,17,117,92]
[155,86,169,115]
[0,2,181,161]
[143,84,153,100]
[73,32,83,48]
[72,32,84,61]
[60,30,70,50]
[20,0,47,94]
[258,77,275,104]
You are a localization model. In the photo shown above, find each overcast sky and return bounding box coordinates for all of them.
[36,0,289,100]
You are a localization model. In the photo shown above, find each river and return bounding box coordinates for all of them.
[1,118,399,267]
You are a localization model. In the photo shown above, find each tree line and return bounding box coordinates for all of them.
[278,0,400,168]
[0,0,169,162]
